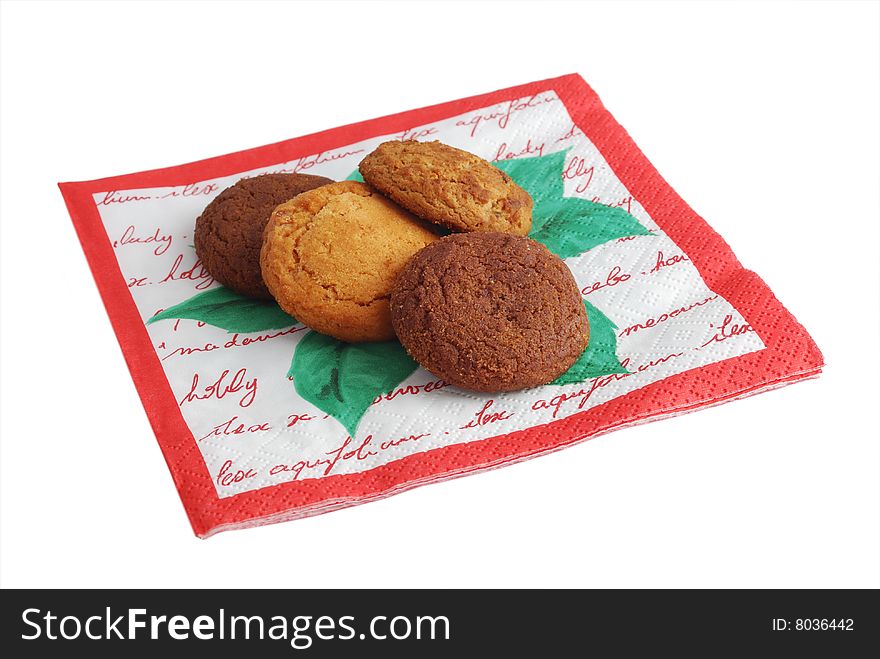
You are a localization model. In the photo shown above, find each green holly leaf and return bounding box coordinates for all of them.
[494,151,567,233]
[494,151,652,257]
[147,287,297,334]
[290,331,418,437]
[552,299,629,385]
[528,197,651,258]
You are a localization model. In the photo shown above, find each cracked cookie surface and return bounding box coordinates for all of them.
[390,232,589,391]
[261,181,438,342]
[194,173,332,299]
[359,140,533,236]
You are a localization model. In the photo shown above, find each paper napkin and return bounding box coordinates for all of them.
[60,74,823,537]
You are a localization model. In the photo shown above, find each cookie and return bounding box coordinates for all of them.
[359,140,533,236]
[390,232,589,392]
[194,173,332,299]
[261,181,438,343]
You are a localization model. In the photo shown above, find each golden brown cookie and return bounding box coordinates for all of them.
[194,173,332,299]
[260,181,438,343]
[359,140,533,236]
[390,232,589,392]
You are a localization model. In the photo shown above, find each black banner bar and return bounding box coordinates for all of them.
[1,589,876,656]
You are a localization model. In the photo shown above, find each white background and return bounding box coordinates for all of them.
[1,0,878,588]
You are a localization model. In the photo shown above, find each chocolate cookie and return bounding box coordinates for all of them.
[261,181,438,343]
[390,232,589,392]
[194,173,332,299]
[359,140,533,235]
